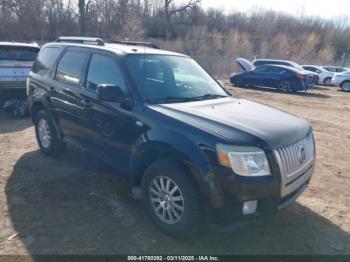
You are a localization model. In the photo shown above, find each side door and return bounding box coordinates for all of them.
[266,66,287,88]
[78,52,140,174]
[50,48,90,141]
[250,66,269,86]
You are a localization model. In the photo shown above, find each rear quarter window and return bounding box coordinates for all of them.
[32,47,62,77]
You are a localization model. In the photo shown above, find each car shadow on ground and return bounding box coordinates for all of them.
[5,148,350,255]
[0,111,32,134]
[232,85,331,99]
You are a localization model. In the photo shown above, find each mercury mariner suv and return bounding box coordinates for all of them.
[27,37,316,237]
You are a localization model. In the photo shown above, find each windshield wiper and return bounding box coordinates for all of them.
[146,96,198,104]
[192,94,229,101]
[146,94,229,104]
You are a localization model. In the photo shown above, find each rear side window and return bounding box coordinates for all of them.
[32,47,62,77]
[254,66,269,72]
[267,67,287,73]
[56,50,89,86]
[0,46,39,61]
[86,54,126,91]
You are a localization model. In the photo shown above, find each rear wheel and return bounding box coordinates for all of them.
[141,158,203,237]
[34,110,66,157]
[341,81,350,92]
[324,77,332,86]
[278,81,291,92]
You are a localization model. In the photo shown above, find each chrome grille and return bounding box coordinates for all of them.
[274,133,315,197]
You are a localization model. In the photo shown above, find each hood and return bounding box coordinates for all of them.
[236,58,255,71]
[149,97,311,149]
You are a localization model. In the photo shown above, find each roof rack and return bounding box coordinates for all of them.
[56,36,105,46]
[110,40,160,49]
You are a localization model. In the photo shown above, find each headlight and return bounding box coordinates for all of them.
[216,144,271,177]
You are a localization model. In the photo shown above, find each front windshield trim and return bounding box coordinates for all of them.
[125,54,231,104]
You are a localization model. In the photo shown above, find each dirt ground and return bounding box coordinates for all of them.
[0,85,349,255]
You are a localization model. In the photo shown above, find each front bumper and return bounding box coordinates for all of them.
[199,142,315,227]
[201,164,313,226]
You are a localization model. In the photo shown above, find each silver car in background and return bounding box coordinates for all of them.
[331,71,350,91]
[0,42,40,91]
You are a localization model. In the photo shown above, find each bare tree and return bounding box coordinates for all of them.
[78,0,93,35]
[164,0,201,23]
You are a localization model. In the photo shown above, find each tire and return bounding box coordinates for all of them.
[141,158,203,237]
[34,110,66,157]
[341,81,350,92]
[233,76,243,87]
[278,80,291,93]
[324,77,332,86]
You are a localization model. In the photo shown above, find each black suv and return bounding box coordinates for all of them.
[27,37,316,237]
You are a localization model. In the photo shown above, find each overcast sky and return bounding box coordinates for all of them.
[202,0,350,19]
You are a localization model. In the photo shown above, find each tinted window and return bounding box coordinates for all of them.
[254,61,265,66]
[0,46,39,61]
[32,47,62,77]
[303,66,313,71]
[86,54,126,91]
[254,66,269,72]
[267,67,288,73]
[56,50,88,86]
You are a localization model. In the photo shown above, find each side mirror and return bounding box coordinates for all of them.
[96,84,125,103]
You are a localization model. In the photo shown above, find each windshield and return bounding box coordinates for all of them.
[0,46,39,61]
[126,54,229,103]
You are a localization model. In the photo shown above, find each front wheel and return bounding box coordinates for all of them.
[141,158,203,237]
[233,76,243,87]
[324,77,332,86]
[34,110,66,157]
[341,81,350,92]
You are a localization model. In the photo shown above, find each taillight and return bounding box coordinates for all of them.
[297,74,307,80]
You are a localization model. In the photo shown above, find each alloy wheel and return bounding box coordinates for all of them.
[149,176,185,225]
[38,118,51,148]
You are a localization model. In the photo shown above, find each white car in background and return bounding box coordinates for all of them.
[0,42,40,92]
[323,66,349,73]
[302,65,334,86]
[331,71,350,91]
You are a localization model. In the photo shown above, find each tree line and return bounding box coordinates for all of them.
[1,0,350,76]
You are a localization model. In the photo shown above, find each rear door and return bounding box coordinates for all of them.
[266,66,290,87]
[51,48,90,140]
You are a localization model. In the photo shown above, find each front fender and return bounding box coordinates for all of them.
[129,129,224,207]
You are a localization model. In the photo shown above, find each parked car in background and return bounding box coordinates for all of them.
[331,71,350,91]
[27,37,316,237]
[323,66,349,73]
[231,58,315,92]
[302,65,334,86]
[0,42,40,116]
[0,42,40,92]
[253,59,319,84]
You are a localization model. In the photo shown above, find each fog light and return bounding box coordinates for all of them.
[243,200,257,215]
